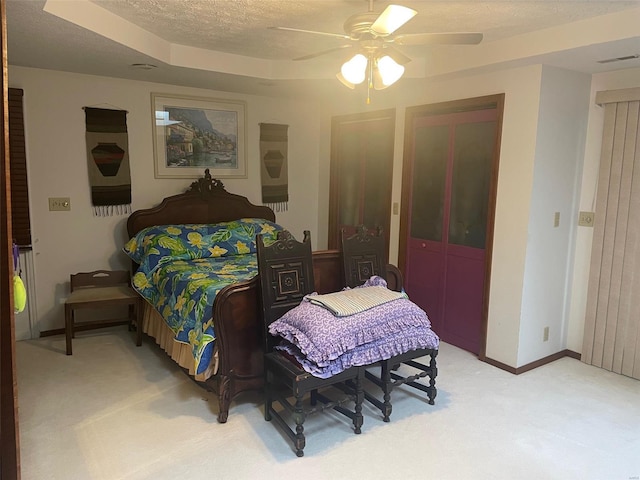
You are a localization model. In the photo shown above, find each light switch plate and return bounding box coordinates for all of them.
[579,211,595,227]
[49,197,71,211]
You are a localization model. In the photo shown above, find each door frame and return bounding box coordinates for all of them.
[328,108,395,250]
[399,94,505,360]
[1,0,21,476]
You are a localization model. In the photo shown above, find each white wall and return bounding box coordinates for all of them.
[9,66,324,335]
[324,65,545,367]
[13,62,640,370]
[330,64,640,368]
[566,66,640,353]
[518,66,591,366]
[321,64,637,368]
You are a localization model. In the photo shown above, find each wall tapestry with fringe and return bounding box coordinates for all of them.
[259,123,288,212]
[84,107,132,216]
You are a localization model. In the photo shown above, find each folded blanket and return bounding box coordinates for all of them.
[268,275,440,378]
[306,285,406,317]
[269,293,433,366]
[275,325,439,378]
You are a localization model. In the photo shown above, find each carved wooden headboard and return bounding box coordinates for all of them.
[126,169,275,238]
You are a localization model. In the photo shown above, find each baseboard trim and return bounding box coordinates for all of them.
[482,356,517,374]
[563,349,582,360]
[484,349,582,375]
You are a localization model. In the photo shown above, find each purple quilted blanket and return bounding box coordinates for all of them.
[269,278,439,378]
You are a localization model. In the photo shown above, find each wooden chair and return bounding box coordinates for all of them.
[341,225,438,422]
[256,230,364,457]
[64,270,143,355]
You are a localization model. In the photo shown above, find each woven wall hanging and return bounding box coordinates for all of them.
[259,123,289,212]
[84,107,132,216]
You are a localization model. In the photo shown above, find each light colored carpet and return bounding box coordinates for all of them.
[16,327,640,480]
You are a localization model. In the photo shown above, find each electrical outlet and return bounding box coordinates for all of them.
[393,202,399,215]
[579,211,595,227]
[543,326,549,342]
[554,212,560,228]
[49,197,71,211]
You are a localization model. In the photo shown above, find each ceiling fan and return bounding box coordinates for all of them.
[269,1,482,100]
[270,1,483,61]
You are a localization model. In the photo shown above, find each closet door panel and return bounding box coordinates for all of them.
[329,110,395,250]
[404,106,499,355]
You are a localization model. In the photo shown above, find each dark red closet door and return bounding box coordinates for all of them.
[405,109,496,354]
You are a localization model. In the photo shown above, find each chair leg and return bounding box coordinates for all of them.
[64,305,73,355]
[353,371,364,434]
[427,353,438,405]
[380,361,393,422]
[293,394,306,457]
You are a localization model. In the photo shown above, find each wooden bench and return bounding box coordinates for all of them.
[64,270,143,355]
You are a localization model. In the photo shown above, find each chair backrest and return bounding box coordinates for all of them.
[256,230,315,353]
[70,270,131,292]
[341,225,387,288]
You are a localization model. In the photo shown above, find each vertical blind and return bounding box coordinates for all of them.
[582,87,640,380]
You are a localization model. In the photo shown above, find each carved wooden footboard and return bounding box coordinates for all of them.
[209,278,264,423]
[127,171,274,423]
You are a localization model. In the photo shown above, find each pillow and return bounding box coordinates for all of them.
[268,290,433,366]
[123,218,282,269]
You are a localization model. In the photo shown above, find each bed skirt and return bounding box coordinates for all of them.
[141,302,218,381]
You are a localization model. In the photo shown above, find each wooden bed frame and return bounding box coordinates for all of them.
[126,170,403,423]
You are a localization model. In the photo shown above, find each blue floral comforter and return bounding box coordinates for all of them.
[123,219,281,375]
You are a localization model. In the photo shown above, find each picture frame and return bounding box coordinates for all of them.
[151,93,247,179]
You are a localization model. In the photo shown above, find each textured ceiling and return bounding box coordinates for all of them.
[6,0,640,100]
[88,0,640,60]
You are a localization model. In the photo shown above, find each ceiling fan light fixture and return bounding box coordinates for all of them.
[376,55,404,87]
[340,53,367,84]
[336,72,356,89]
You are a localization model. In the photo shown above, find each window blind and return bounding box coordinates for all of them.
[8,88,31,247]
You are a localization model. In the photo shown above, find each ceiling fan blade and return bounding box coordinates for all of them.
[293,45,353,61]
[394,32,484,46]
[268,26,350,40]
[371,4,417,35]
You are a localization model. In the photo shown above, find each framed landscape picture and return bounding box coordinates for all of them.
[152,93,247,178]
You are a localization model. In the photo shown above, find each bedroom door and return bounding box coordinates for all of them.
[328,109,395,250]
[399,96,503,357]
